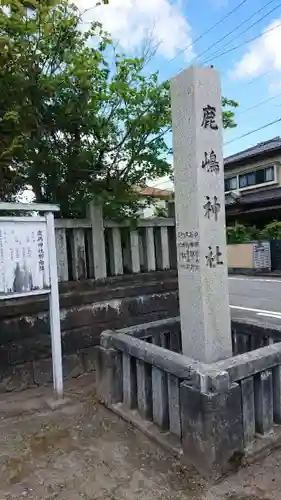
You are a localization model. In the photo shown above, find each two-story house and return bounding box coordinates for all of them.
[225,136,281,227]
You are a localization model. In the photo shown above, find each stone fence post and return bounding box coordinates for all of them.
[180,379,244,477]
[87,201,107,280]
[94,331,123,406]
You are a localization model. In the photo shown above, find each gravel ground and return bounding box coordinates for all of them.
[0,374,280,500]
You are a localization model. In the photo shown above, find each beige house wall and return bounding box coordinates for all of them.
[227,243,254,269]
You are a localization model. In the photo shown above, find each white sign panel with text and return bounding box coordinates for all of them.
[0,220,50,296]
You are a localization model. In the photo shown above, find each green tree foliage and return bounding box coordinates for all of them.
[1,0,238,216]
[221,97,238,129]
[226,221,281,244]
[226,224,251,244]
[260,220,281,241]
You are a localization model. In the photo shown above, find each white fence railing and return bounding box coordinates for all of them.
[54,202,271,283]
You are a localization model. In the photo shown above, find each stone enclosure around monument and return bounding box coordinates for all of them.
[95,317,281,478]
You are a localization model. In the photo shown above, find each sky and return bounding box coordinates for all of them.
[74,0,281,190]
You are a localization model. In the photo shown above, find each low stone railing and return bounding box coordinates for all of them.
[98,331,185,438]
[95,318,281,478]
[232,320,281,354]
[54,203,271,284]
[213,344,281,448]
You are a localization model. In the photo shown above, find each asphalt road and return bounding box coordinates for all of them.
[229,276,281,327]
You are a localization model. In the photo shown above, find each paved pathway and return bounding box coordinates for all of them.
[230,275,281,327]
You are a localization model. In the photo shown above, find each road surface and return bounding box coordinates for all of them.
[229,275,281,327]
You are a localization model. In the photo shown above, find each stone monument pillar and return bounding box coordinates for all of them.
[170,65,232,363]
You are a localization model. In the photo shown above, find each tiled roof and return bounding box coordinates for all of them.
[224,136,281,168]
[240,186,281,204]
[225,187,281,207]
[134,186,172,198]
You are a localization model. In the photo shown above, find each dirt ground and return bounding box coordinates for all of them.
[0,374,280,500]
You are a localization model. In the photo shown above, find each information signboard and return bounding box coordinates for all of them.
[0,219,50,297]
[0,203,63,397]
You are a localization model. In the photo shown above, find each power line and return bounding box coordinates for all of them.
[152,117,281,187]
[238,92,281,116]
[203,20,281,65]
[161,0,250,68]
[199,0,281,64]
[224,117,281,145]
[244,69,274,87]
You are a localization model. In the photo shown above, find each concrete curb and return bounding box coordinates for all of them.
[229,271,281,278]
[110,402,183,459]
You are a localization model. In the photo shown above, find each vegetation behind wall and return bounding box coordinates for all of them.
[226,220,281,244]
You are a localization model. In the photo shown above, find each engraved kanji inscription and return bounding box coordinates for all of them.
[203,196,220,221]
[177,230,200,271]
[201,105,218,130]
[205,246,223,268]
[202,150,220,173]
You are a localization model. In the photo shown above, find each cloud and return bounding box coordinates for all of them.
[210,0,228,8]
[231,18,281,79]
[75,0,194,60]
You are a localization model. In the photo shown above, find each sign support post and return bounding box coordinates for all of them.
[46,211,63,396]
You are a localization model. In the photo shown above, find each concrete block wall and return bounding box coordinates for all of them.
[0,271,178,392]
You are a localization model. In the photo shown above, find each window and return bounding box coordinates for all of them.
[224,166,275,192]
[239,172,256,188]
[224,176,238,192]
[238,166,275,189]
[265,166,274,181]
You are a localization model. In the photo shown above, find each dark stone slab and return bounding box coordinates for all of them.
[82,346,97,372]
[9,335,51,364]
[254,369,274,435]
[180,381,244,478]
[63,354,84,379]
[152,366,169,429]
[137,360,153,420]
[0,315,50,343]
[62,326,100,354]
[272,365,281,424]
[240,377,255,448]
[33,358,53,385]
[123,353,137,409]
[0,362,34,392]
[94,346,123,405]
[167,374,181,437]
[127,291,178,316]
[0,345,10,367]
